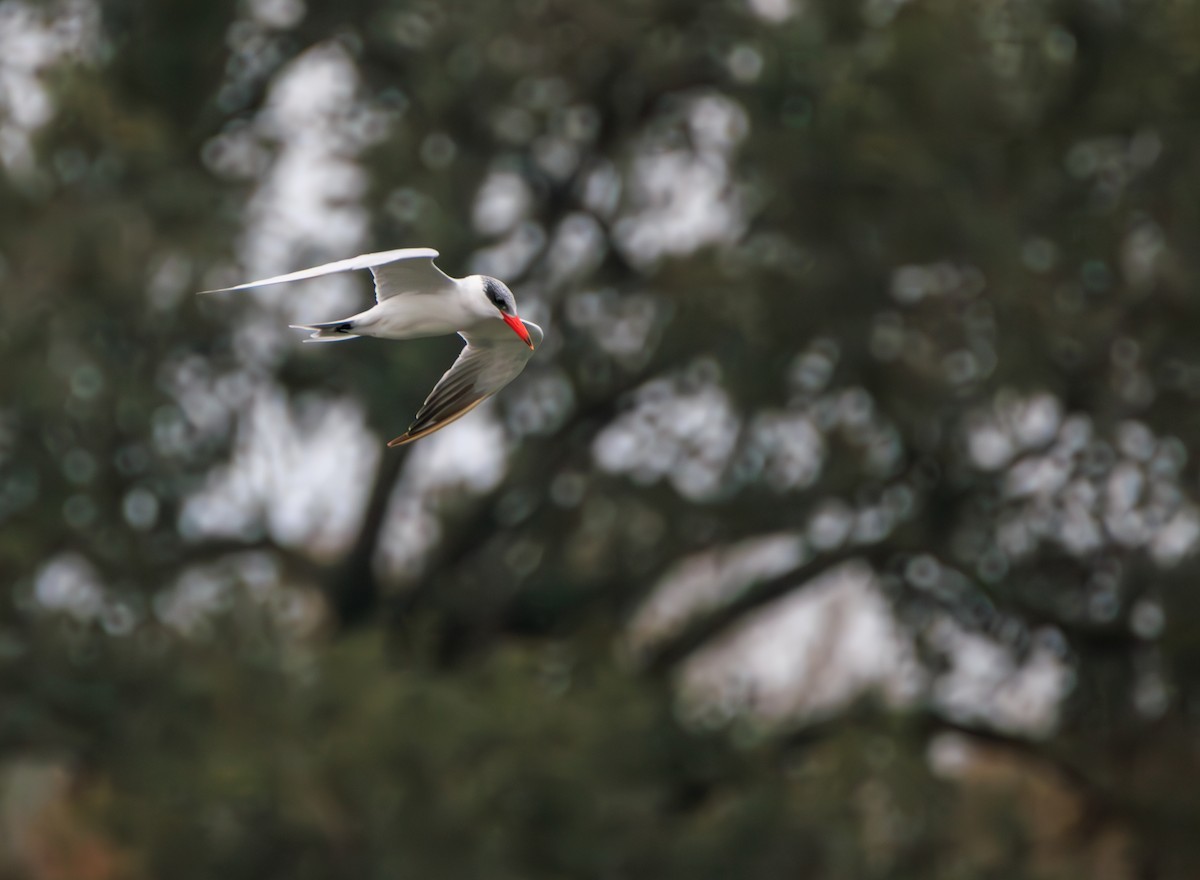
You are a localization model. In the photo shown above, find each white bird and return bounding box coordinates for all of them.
[200,247,542,446]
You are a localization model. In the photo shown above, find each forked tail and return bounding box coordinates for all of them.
[288,320,360,343]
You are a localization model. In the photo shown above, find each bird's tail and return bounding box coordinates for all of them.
[288,320,361,343]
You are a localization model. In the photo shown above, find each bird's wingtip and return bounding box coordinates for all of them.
[197,283,249,295]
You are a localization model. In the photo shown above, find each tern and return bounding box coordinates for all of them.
[201,248,542,446]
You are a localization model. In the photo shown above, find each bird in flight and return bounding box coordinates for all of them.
[201,248,542,446]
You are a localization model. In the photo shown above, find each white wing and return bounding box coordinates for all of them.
[387,321,544,447]
[199,247,458,302]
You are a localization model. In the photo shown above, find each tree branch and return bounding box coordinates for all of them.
[327,449,405,628]
[642,543,894,675]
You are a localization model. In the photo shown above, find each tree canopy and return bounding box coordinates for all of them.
[3,0,1200,877]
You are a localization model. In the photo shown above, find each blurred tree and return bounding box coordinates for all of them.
[2,0,1200,877]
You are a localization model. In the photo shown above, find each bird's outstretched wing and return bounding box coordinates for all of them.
[388,321,544,447]
[198,248,458,302]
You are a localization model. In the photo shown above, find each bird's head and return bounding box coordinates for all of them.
[482,276,535,349]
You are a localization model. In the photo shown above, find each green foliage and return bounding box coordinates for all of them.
[3,0,1200,876]
[63,629,960,880]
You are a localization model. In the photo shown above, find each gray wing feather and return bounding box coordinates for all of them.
[370,252,458,302]
[388,322,542,446]
[198,247,456,301]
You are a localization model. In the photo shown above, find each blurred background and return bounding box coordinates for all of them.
[2,0,1200,876]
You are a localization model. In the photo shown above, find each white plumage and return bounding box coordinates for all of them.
[201,248,542,446]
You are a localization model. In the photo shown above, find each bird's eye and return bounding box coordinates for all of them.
[484,279,509,310]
